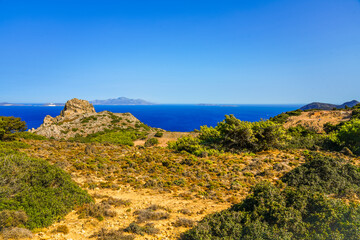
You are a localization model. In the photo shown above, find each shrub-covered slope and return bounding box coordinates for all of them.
[0,154,92,229]
[181,154,360,240]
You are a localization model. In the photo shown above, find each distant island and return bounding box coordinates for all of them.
[0,102,64,107]
[90,97,154,105]
[300,100,359,110]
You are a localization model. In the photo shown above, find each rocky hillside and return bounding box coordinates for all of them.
[283,110,352,133]
[30,98,147,139]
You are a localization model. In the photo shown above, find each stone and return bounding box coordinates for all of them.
[60,98,96,117]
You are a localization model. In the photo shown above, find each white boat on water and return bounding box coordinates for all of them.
[46,103,56,107]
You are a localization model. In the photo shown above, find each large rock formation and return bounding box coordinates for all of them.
[30,98,143,139]
[60,98,96,117]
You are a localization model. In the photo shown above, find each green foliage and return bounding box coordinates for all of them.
[336,119,360,155]
[11,131,47,140]
[351,109,360,119]
[0,210,28,230]
[154,131,163,137]
[282,153,360,197]
[72,128,147,146]
[181,182,360,240]
[285,125,329,150]
[217,115,286,152]
[181,154,360,239]
[169,115,286,155]
[0,154,92,229]
[269,109,302,124]
[0,116,27,140]
[168,136,219,157]
[0,141,29,156]
[144,138,159,147]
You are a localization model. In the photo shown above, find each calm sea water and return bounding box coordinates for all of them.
[0,104,301,132]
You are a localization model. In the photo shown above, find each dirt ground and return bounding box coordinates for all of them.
[284,110,352,133]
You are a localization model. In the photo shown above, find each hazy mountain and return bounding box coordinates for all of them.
[300,100,359,110]
[90,97,154,105]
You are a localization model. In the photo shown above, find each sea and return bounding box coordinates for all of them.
[0,104,302,132]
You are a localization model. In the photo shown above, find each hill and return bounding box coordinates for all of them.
[90,97,154,105]
[30,98,152,140]
[300,100,359,110]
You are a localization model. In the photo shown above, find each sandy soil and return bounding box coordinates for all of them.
[284,110,352,133]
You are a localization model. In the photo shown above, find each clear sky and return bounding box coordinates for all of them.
[0,0,359,104]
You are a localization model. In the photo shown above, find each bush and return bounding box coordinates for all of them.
[154,132,163,137]
[173,218,195,228]
[144,138,159,147]
[77,202,116,221]
[55,225,69,234]
[336,119,360,155]
[169,115,286,154]
[134,208,170,223]
[124,222,160,235]
[72,128,147,146]
[282,153,360,198]
[1,227,33,239]
[269,109,302,124]
[11,131,47,140]
[91,228,135,240]
[0,210,28,230]
[0,154,92,229]
[181,182,360,240]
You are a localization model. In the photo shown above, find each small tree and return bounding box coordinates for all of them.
[0,116,27,140]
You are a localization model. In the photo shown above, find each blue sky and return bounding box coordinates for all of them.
[0,0,359,104]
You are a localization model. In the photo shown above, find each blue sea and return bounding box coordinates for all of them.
[0,105,302,132]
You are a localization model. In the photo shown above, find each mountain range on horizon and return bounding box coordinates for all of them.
[90,97,154,105]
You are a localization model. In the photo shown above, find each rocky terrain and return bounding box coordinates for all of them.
[30,98,147,140]
[283,110,352,133]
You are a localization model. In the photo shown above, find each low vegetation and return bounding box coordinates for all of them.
[181,154,360,240]
[1,107,360,239]
[0,153,92,229]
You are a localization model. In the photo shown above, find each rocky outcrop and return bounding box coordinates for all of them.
[30,98,144,139]
[60,98,96,117]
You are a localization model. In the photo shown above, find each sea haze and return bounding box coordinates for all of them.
[0,104,302,132]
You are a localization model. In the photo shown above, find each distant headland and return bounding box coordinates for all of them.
[300,100,359,110]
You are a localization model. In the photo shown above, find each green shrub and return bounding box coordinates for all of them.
[336,119,360,155]
[72,128,147,146]
[11,131,47,140]
[181,182,360,240]
[124,222,160,235]
[154,132,163,137]
[0,210,28,230]
[0,116,27,140]
[144,138,159,147]
[0,141,29,156]
[170,115,286,155]
[282,153,360,197]
[0,154,92,229]
[269,109,302,124]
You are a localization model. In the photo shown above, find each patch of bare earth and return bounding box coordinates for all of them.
[32,186,229,240]
[284,110,352,133]
[134,132,197,147]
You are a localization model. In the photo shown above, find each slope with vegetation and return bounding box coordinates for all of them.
[1,100,360,239]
